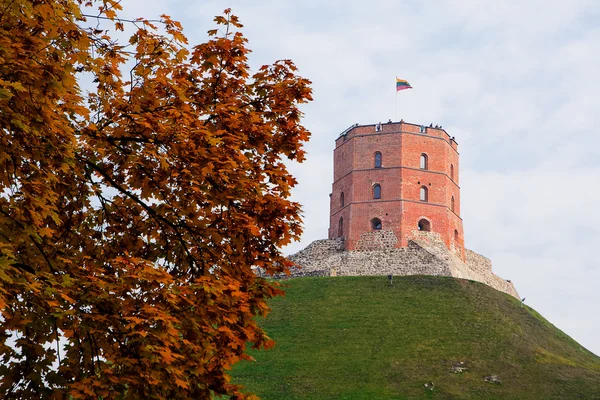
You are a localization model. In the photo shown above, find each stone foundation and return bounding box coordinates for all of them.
[284,232,519,299]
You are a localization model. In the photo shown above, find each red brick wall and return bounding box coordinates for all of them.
[329,121,465,259]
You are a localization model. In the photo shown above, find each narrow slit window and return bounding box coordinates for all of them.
[338,217,344,237]
[374,152,382,168]
[420,154,428,170]
[451,196,455,212]
[340,192,345,208]
[420,186,428,202]
[373,184,381,199]
[450,164,454,181]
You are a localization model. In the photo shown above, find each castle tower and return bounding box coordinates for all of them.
[328,121,465,259]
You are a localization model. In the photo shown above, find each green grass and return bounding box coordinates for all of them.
[230,276,600,399]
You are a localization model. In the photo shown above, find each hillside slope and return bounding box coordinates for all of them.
[231,276,600,399]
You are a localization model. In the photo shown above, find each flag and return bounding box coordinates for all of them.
[396,78,412,91]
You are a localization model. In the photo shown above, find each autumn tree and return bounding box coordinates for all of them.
[0,1,312,398]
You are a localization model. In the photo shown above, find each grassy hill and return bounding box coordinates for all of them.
[230,276,600,399]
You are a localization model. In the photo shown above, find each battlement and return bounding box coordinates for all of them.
[336,121,458,151]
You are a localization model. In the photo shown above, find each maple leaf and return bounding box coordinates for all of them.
[0,1,311,399]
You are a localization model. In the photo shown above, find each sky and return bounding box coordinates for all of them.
[120,0,600,356]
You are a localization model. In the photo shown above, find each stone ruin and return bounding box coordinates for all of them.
[275,230,519,299]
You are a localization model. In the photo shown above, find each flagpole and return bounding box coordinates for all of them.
[395,76,398,121]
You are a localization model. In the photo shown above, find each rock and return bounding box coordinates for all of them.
[451,361,468,373]
[485,375,502,384]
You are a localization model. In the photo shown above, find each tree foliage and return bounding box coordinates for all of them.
[0,1,312,398]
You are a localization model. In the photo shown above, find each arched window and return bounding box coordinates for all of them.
[338,217,344,237]
[371,218,382,230]
[418,219,431,232]
[420,186,428,202]
[451,196,455,212]
[374,152,382,168]
[420,153,428,170]
[450,164,454,181]
[373,184,381,199]
[454,229,459,243]
[340,192,345,208]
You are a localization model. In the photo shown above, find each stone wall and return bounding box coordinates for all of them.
[409,235,519,298]
[355,230,399,251]
[287,238,345,265]
[285,232,519,299]
[465,249,492,274]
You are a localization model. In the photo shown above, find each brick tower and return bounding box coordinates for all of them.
[328,120,464,259]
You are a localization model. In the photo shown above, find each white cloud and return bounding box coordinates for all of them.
[118,0,600,355]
